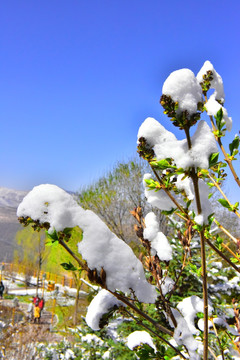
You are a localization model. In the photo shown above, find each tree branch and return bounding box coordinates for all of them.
[204,95,240,187]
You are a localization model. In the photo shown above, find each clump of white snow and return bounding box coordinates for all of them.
[170,308,200,360]
[154,120,218,170]
[126,330,156,352]
[85,289,124,331]
[143,212,159,241]
[174,174,194,200]
[81,334,104,345]
[102,350,110,359]
[137,117,176,147]
[160,276,174,295]
[138,118,218,171]
[17,184,157,303]
[205,94,232,131]
[144,212,172,261]
[193,179,213,225]
[177,295,213,335]
[162,68,203,115]
[197,60,225,102]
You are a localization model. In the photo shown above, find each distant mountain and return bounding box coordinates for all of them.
[0,187,28,262]
[0,187,27,208]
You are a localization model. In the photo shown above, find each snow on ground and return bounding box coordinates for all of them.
[2,276,87,306]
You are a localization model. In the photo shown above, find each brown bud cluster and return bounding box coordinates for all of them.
[177,220,194,251]
[87,267,107,288]
[137,137,155,161]
[199,70,214,96]
[18,216,50,232]
[160,94,201,130]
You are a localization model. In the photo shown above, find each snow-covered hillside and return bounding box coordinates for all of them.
[0,187,28,262]
[0,187,27,208]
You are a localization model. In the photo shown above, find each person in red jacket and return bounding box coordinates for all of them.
[33,296,39,306]
[39,298,45,320]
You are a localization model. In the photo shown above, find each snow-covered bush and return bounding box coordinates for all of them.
[17,61,240,359]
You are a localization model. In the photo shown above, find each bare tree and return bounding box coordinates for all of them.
[78,157,168,243]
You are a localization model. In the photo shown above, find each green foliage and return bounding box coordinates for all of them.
[44,227,82,274]
[218,198,239,212]
[150,159,177,170]
[60,261,77,271]
[14,227,48,269]
[229,136,239,156]
[144,178,161,190]
[209,152,219,168]
[214,108,226,137]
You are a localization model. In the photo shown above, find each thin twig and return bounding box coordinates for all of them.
[207,173,240,219]
[204,237,240,273]
[208,346,219,360]
[151,167,189,218]
[204,95,240,187]
[123,307,187,359]
[58,238,88,270]
[167,251,188,301]
[110,290,173,336]
[221,242,240,264]
[213,219,238,244]
[210,318,225,360]
[185,124,209,360]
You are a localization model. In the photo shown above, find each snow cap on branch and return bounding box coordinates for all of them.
[205,94,232,131]
[85,289,124,330]
[162,69,202,115]
[138,118,217,170]
[144,212,172,261]
[127,331,156,352]
[17,184,157,303]
[197,60,225,102]
[137,117,176,147]
[193,179,213,225]
[154,120,218,170]
[177,295,213,336]
[169,308,200,360]
[174,174,194,200]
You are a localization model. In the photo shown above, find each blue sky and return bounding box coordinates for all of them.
[0,0,239,202]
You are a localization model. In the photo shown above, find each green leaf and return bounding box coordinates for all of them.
[230,257,239,264]
[60,262,77,271]
[229,136,240,155]
[207,213,215,225]
[150,159,176,170]
[175,168,185,175]
[63,227,73,236]
[161,208,176,215]
[45,240,59,247]
[215,108,223,130]
[218,198,231,210]
[46,229,59,242]
[209,152,219,167]
[144,178,160,190]
[234,202,239,210]
[192,223,203,232]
